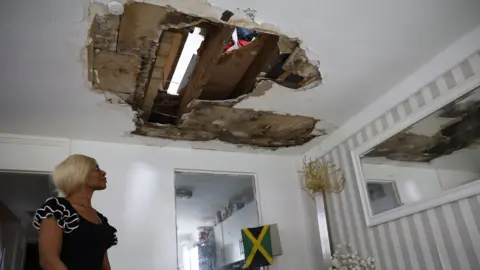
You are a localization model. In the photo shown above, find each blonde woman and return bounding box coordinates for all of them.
[32,154,117,270]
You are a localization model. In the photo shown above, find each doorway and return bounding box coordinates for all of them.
[0,171,53,270]
[174,171,262,270]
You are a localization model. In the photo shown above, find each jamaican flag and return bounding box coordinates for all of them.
[241,225,274,268]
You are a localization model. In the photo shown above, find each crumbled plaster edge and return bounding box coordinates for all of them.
[84,0,322,98]
[79,1,110,94]
[83,0,329,148]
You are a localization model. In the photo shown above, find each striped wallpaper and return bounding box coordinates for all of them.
[319,51,480,270]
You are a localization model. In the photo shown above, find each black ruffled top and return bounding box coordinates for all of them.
[33,197,117,270]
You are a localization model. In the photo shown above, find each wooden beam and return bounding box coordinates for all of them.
[229,34,279,98]
[142,31,166,122]
[177,25,235,117]
[142,31,187,122]
[116,3,168,55]
[163,32,187,89]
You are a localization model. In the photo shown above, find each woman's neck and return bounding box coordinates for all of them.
[67,189,94,208]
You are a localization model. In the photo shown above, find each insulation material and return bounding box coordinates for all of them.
[93,51,141,94]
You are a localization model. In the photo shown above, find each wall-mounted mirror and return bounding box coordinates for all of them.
[174,171,261,270]
[352,84,480,226]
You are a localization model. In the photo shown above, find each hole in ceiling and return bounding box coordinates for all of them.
[87,2,324,148]
[167,27,204,96]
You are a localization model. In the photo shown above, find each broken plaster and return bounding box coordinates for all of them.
[249,80,274,97]
[84,0,330,148]
[236,8,257,21]
[85,0,322,84]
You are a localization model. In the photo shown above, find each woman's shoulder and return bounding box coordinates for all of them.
[37,197,75,213]
[32,197,80,233]
[36,197,71,210]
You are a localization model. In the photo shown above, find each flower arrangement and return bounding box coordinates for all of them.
[329,244,376,270]
[300,157,345,199]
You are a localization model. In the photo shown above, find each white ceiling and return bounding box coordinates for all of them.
[0,0,479,155]
[174,172,255,239]
[0,172,52,242]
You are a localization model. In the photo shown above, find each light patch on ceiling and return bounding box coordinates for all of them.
[87,2,330,149]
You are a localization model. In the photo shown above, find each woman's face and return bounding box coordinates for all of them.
[86,164,107,191]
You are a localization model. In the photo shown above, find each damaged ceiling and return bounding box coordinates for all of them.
[364,87,480,163]
[2,0,480,155]
[88,2,322,148]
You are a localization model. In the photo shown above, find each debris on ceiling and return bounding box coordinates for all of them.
[365,88,480,162]
[87,2,323,148]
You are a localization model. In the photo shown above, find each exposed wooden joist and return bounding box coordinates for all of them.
[116,3,168,55]
[117,3,170,106]
[142,31,167,121]
[163,31,188,89]
[229,34,279,98]
[142,31,188,122]
[142,79,163,122]
[177,25,235,118]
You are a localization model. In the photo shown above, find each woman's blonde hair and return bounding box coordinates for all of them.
[53,154,97,197]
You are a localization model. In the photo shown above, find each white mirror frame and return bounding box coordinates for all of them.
[351,75,480,227]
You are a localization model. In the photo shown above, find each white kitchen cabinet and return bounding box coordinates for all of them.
[213,224,224,268]
[220,201,259,265]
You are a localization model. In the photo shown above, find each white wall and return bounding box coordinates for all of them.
[0,134,312,270]
[300,27,480,269]
[70,140,310,270]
